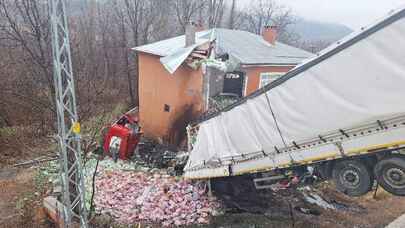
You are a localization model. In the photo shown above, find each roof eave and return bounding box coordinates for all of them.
[132,48,165,57]
[240,63,300,67]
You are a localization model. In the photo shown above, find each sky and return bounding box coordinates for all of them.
[239,0,405,30]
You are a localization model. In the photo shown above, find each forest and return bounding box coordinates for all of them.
[0,0,308,158]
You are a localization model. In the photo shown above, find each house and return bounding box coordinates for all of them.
[133,24,313,145]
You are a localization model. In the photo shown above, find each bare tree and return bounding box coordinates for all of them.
[70,0,124,120]
[297,39,332,53]
[226,0,237,29]
[174,0,206,33]
[110,0,137,107]
[0,0,305,148]
[206,0,225,28]
[0,0,55,130]
[236,0,297,44]
[122,0,144,46]
[148,1,176,41]
[0,0,131,132]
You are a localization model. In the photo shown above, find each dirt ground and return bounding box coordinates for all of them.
[2,166,405,228]
[313,184,405,228]
[200,181,405,228]
[0,168,52,228]
[292,185,405,228]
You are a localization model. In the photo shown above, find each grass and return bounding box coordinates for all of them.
[15,197,27,211]
[81,103,129,143]
[34,166,52,189]
[0,126,18,138]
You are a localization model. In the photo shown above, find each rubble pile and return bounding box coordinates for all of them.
[94,169,221,226]
[135,140,179,169]
[39,152,216,226]
[210,94,240,110]
[199,93,240,119]
[135,140,188,176]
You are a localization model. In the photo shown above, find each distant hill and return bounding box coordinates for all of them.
[288,18,353,43]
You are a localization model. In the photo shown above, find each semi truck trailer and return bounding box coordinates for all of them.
[184,6,405,197]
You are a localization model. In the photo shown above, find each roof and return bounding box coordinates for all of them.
[133,28,313,66]
[194,5,405,125]
[214,29,313,65]
[134,30,213,57]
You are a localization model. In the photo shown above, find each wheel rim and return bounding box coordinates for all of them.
[383,167,405,188]
[341,169,360,188]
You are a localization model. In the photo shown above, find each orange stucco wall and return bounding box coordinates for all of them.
[244,65,295,96]
[138,53,204,143]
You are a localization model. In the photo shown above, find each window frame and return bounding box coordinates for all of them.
[259,72,285,88]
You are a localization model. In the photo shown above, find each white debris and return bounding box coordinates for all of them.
[302,191,335,210]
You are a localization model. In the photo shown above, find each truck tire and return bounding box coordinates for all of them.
[374,156,405,196]
[332,160,373,197]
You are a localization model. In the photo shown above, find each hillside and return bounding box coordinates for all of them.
[289,18,353,42]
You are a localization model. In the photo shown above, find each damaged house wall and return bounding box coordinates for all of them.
[207,67,225,97]
[137,52,204,144]
[134,27,312,145]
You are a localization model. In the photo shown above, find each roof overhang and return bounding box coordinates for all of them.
[160,40,210,74]
[240,63,299,68]
[131,47,164,57]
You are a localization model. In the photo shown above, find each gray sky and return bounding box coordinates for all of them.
[240,0,405,30]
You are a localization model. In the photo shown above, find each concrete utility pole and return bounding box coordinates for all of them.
[49,0,88,227]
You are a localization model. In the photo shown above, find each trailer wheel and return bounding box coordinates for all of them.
[332,160,373,196]
[374,156,405,196]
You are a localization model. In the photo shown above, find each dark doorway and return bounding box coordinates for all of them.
[223,72,245,97]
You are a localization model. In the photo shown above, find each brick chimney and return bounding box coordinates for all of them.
[185,22,196,47]
[262,25,278,45]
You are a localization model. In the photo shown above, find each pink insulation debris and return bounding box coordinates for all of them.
[94,170,220,226]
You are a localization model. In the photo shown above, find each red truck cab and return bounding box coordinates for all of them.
[103,110,142,161]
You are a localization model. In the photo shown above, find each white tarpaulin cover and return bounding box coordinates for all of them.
[185,6,405,178]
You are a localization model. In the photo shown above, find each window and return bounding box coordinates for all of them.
[259,72,284,88]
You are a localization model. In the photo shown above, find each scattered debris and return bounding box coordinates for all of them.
[43,196,66,227]
[211,176,271,214]
[135,139,180,169]
[206,93,240,115]
[298,186,363,213]
[302,191,336,210]
[39,154,368,227]
[39,154,221,227]
[83,155,151,210]
[13,155,58,168]
[195,93,241,124]
[93,169,221,226]
[294,206,321,216]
